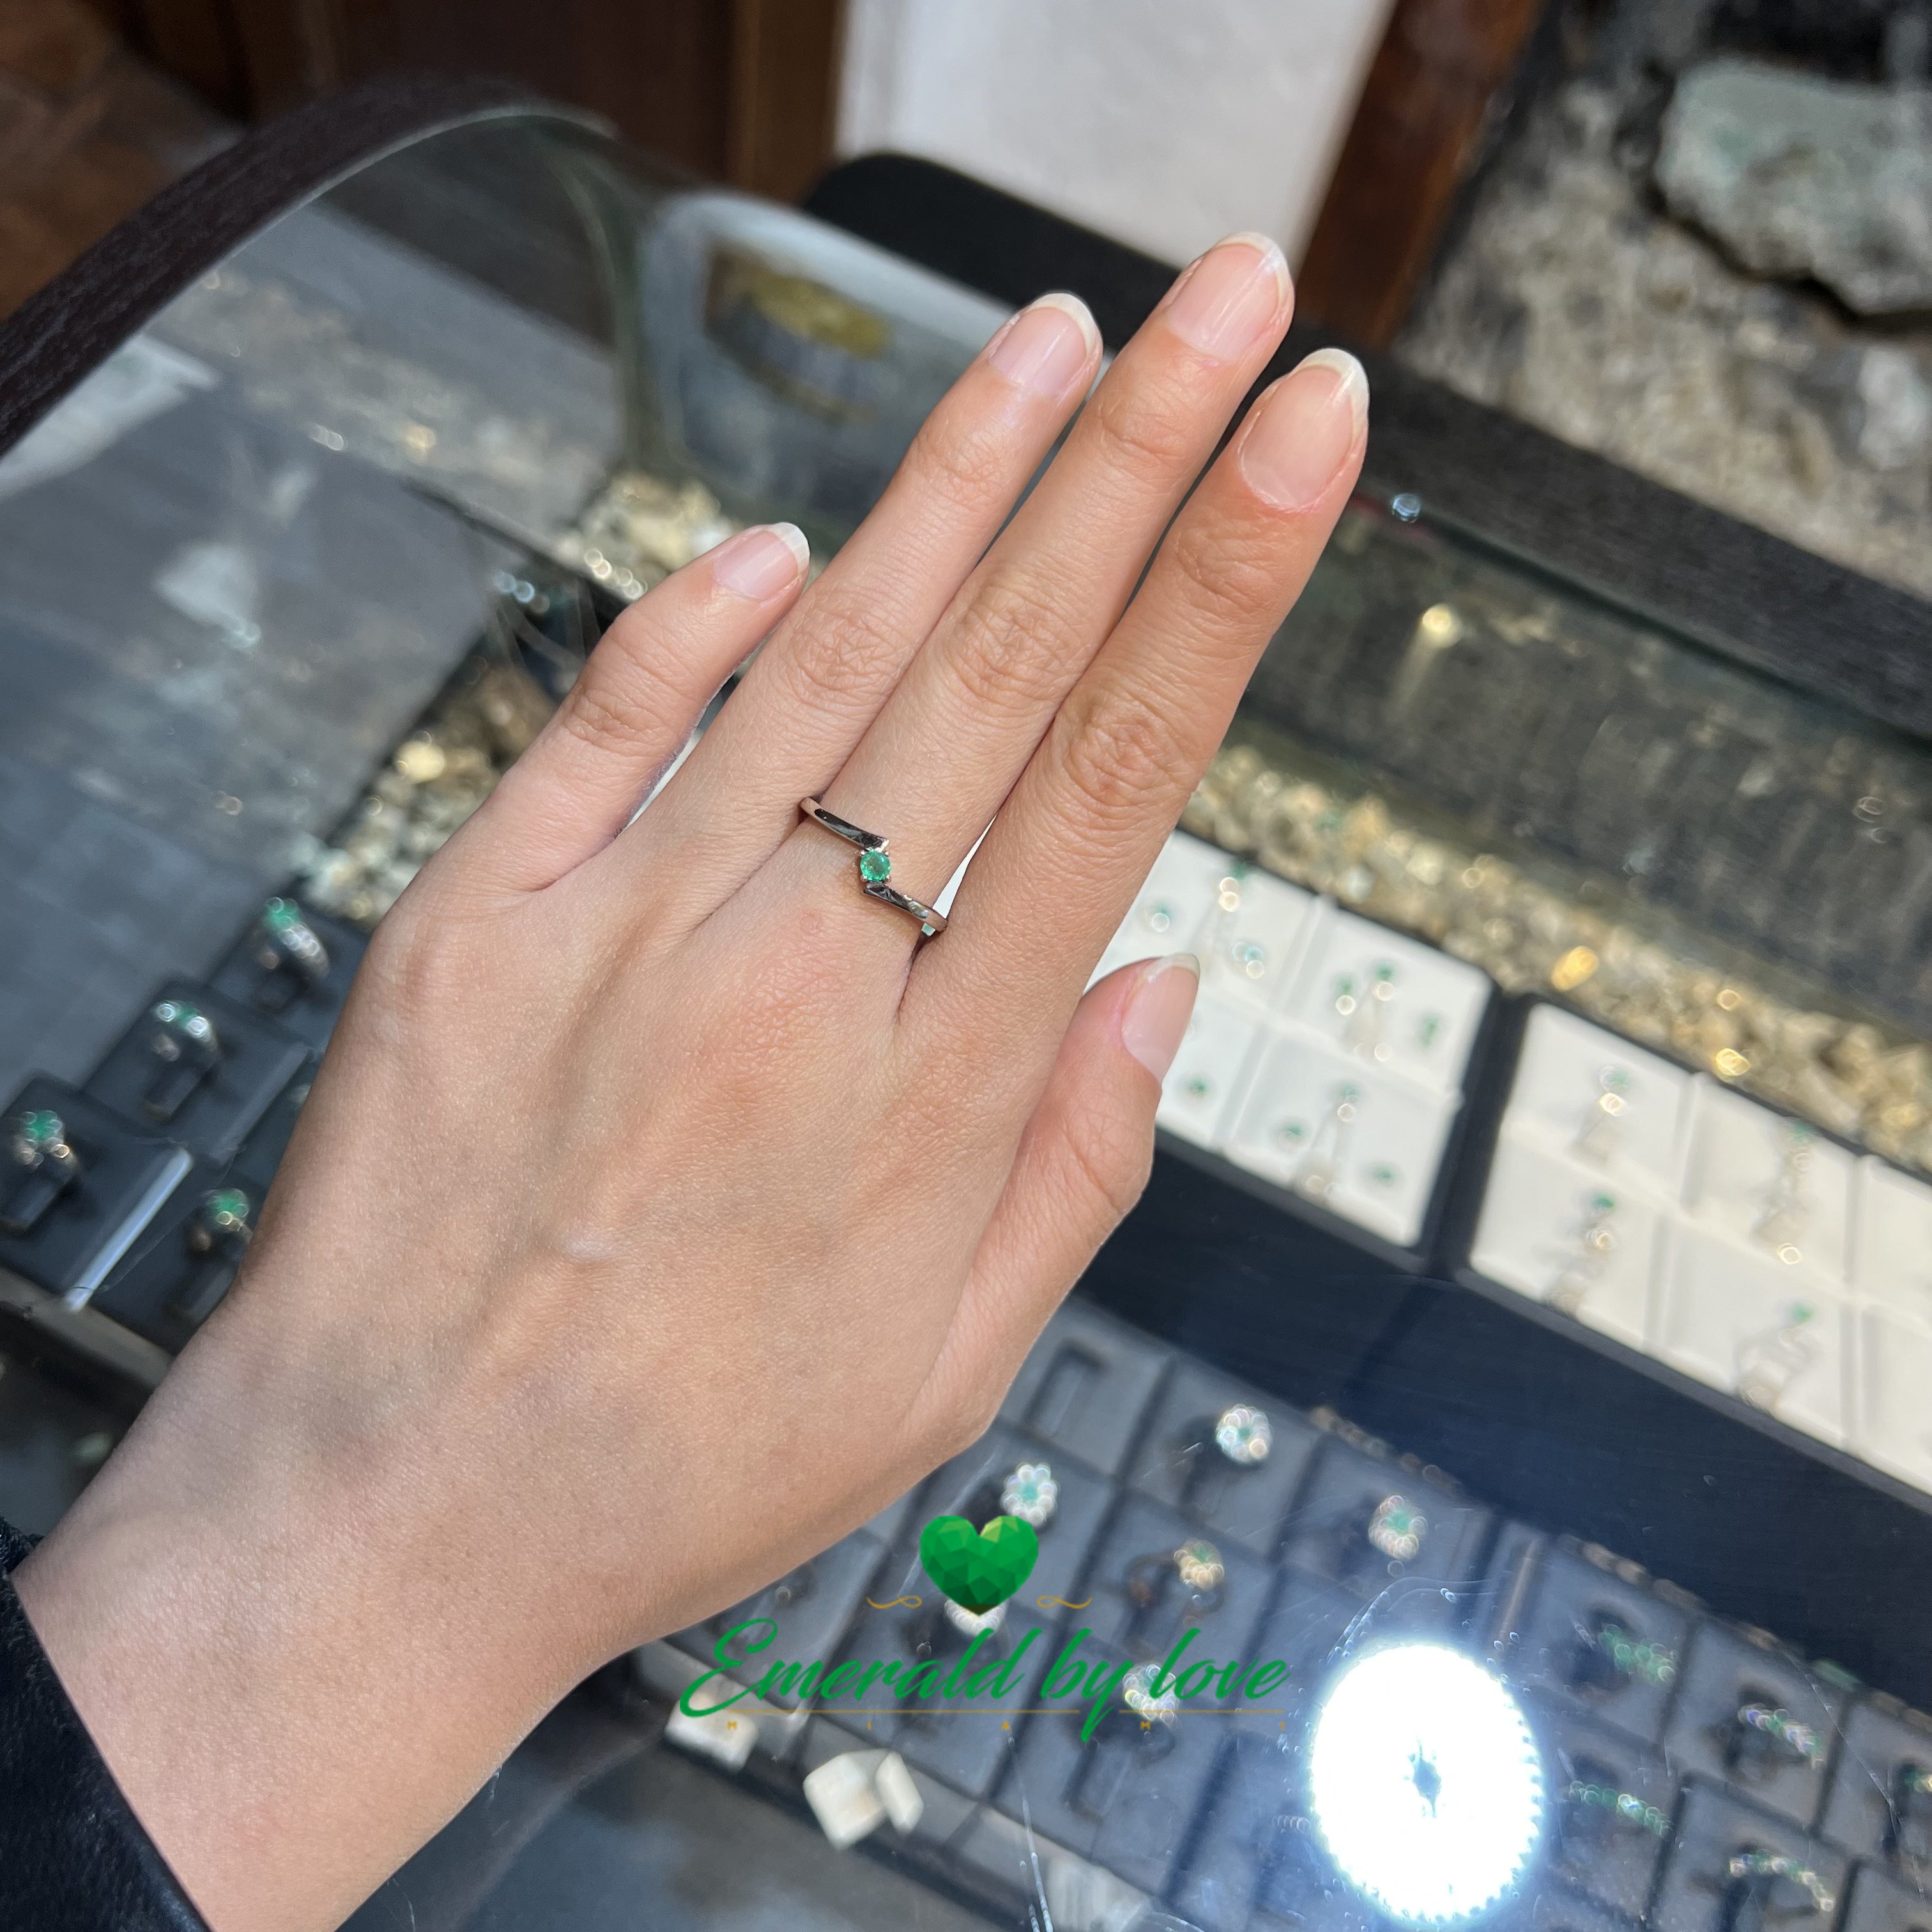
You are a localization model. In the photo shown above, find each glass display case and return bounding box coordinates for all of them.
[3,84,1931,1932]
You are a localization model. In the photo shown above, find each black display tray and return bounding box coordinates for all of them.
[1081,1147,1932,1713]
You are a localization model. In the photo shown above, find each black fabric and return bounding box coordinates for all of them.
[0,1521,208,1931]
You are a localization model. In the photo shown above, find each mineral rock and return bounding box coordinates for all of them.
[1657,57,1932,315]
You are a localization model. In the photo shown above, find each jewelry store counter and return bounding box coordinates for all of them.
[2,88,1931,1932]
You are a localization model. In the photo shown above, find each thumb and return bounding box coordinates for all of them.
[939,954,1200,1420]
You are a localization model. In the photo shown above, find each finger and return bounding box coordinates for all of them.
[631,293,1103,901]
[448,524,810,893]
[787,234,1293,945]
[913,348,1367,1064]
[913,956,1198,1437]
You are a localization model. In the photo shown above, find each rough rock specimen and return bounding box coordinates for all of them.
[1657,57,1932,314]
[1402,77,1932,599]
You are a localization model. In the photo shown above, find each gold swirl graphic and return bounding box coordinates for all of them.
[865,1594,924,1610]
[1036,1595,1092,1611]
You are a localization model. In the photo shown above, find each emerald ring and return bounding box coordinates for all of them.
[799,797,947,938]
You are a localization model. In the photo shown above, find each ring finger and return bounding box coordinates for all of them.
[628,291,1104,908]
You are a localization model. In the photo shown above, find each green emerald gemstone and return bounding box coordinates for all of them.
[859,847,891,884]
[261,898,302,933]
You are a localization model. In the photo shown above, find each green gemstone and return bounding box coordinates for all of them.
[17,1110,62,1149]
[859,847,891,884]
[261,898,302,933]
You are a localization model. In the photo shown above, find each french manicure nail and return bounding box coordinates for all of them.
[1121,954,1200,1081]
[1238,348,1369,511]
[711,523,810,601]
[988,292,1101,398]
[1165,233,1291,361]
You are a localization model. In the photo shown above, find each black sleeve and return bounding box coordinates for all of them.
[0,1521,210,1931]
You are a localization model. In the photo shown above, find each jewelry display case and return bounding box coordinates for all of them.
[4,81,1932,1932]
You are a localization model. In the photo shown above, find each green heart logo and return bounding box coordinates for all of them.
[918,1514,1039,1614]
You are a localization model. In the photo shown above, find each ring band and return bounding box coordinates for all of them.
[799,797,948,938]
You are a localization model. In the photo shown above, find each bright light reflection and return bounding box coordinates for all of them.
[1308,1642,1544,1925]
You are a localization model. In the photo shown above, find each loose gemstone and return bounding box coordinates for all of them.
[859,847,892,884]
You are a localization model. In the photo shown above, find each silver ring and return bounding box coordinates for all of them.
[1215,1404,1271,1467]
[257,898,330,984]
[151,999,220,1060]
[800,798,948,938]
[1000,1462,1058,1528]
[1367,1493,1426,1561]
[1121,1662,1181,1727]
[10,1110,78,1181]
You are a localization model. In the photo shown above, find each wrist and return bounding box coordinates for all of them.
[12,1308,581,1932]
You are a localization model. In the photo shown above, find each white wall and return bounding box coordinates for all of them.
[836,0,1399,271]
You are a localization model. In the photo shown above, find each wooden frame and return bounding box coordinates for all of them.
[87,0,845,199]
[1295,0,1550,346]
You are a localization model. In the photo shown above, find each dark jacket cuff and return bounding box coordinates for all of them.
[0,1519,210,1931]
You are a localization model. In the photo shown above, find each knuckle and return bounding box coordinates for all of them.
[1050,678,1186,836]
[1058,1100,1155,1229]
[356,896,468,1031]
[1085,376,1197,477]
[1162,516,1280,629]
[774,599,902,716]
[939,1381,1004,1459]
[560,658,682,761]
[907,403,1019,511]
[943,573,1085,719]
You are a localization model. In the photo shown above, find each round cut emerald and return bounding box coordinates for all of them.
[859,847,891,884]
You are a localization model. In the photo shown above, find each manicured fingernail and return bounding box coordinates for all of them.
[1164,233,1291,361]
[987,292,1100,398]
[1121,954,1200,1080]
[1238,348,1369,511]
[710,523,810,601]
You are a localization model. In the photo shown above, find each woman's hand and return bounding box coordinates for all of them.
[13,233,1364,1931]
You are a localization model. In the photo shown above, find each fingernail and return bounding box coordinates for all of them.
[1237,348,1369,511]
[1121,954,1200,1081]
[987,291,1100,398]
[710,523,810,601]
[1164,233,1291,361]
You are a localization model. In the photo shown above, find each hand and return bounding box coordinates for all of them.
[14,233,1365,1931]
